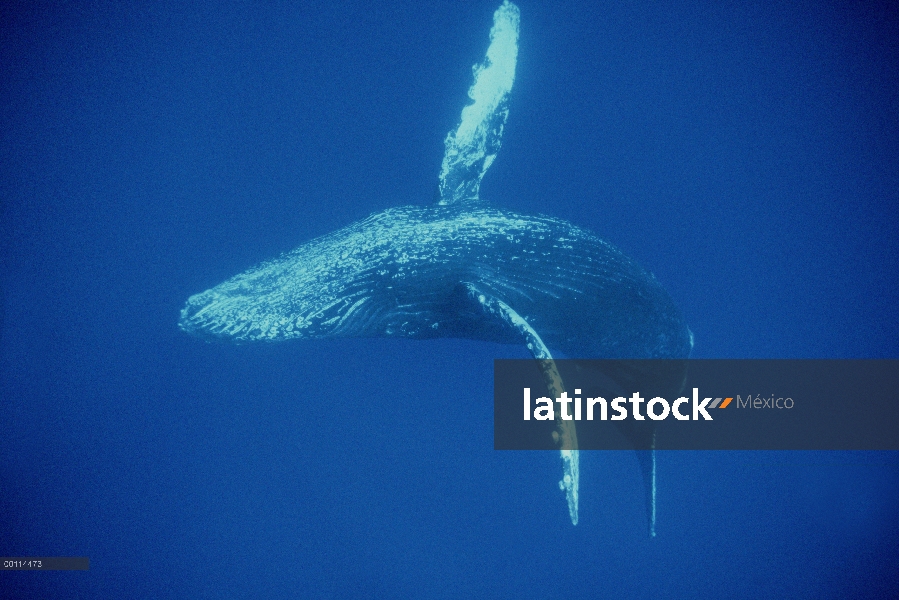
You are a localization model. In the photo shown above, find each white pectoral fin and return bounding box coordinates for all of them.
[465,282,579,525]
[559,449,579,526]
[438,1,520,205]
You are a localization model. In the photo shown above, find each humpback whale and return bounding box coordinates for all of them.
[180,1,692,529]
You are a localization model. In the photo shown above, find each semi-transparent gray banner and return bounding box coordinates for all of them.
[494,359,899,450]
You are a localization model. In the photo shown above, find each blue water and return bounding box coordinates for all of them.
[2,1,897,598]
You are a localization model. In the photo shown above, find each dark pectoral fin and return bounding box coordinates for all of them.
[579,359,689,538]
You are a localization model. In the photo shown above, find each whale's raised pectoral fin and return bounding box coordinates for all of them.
[464,282,579,525]
[439,1,519,205]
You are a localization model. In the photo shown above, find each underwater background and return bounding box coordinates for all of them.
[2,1,897,597]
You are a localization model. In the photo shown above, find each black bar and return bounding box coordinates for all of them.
[1,557,89,571]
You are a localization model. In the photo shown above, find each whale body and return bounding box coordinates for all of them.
[180,204,691,361]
